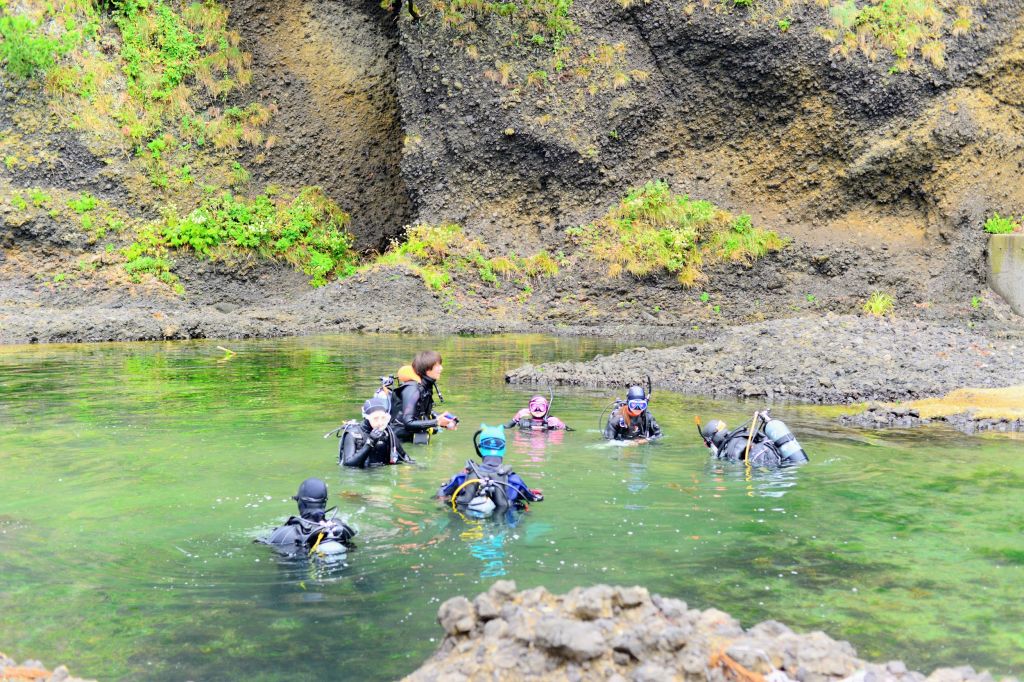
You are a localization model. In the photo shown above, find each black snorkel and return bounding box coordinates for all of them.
[472,429,483,458]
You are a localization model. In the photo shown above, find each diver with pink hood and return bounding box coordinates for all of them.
[506,392,570,431]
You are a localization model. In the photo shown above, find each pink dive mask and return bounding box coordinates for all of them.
[528,396,549,417]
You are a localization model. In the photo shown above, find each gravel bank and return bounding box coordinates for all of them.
[506,314,1024,404]
[406,582,1020,682]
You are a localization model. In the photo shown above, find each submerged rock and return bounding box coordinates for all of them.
[405,584,1020,682]
[0,653,94,682]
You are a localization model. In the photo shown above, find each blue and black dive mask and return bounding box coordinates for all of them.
[473,424,506,459]
[627,399,648,412]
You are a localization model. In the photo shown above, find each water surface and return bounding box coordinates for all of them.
[1,335,1022,680]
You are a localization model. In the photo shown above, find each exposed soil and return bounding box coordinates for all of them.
[226,0,413,250]
[406,582,1020,682]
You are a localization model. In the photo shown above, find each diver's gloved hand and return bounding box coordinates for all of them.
[369,429,386,441]
[530,489,544,502]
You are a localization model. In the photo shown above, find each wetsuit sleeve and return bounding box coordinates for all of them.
[438,472,466,498]
[509,473,539,502]
[399,384,438,432]
[341,432,373,468]
[331,521,357,543]
[603,409,622,440]
[647,413,663,440]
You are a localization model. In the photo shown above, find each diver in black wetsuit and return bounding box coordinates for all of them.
[699,411,809,467]
[263,478,356,555]
[390,350,458,444]
[339,397,411,467]
[603,385,662,442]
[437,424,543,517]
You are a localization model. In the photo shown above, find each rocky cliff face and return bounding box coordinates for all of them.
[3,0,1024,343]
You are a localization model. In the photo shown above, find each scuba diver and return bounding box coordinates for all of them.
[390,350,459,444]
[437,424,544,517]
[374,365,420,412]
[699,410,809,467]
[603,384,662,442]
[506,393,569,431]
[262,478,357,556]
[335,397,411,467]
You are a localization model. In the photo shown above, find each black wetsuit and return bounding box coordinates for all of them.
[339,420,408,467]
[712,427,807,466]
[264,512,356,554]
[604,406,662,441]
[391,377,439,443]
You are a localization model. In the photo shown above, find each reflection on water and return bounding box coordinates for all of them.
[0,334,1022,680]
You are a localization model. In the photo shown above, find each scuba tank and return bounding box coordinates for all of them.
[763,418,809,464]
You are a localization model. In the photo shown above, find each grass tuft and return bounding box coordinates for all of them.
[123,187,356,287]
[863,291,895,317]
[568,180,786,286]
[367,223,559,291]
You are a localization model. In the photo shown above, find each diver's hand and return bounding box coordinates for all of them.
[530,489,544,502]
[438,414,457,430]
[369,429,386,441]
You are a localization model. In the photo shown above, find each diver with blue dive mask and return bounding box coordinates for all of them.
[437,424,544,517]
[603,384,662,442]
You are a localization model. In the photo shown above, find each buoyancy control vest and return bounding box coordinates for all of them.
[265,512,356,552]
[452,460,513,511]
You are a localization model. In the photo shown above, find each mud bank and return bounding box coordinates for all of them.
[506,314,1024,404]
[0,652,92,682]
[406,582,1019,682]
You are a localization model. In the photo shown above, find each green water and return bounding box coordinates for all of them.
[1,334,1022,681]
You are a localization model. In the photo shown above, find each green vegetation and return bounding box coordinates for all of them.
[122,187,356,287]
[971,295,982,309]
[67,192,99,213]
[112,0,253,143]
[434,0,578,50]
[984,213,1022,235]
[0,12,82,78]
[369,223,558,292]
[820,0,973,70]
[863,291,895,317]
[567,180,786,287]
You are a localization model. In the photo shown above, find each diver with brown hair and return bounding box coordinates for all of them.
[390,350,459,444]
[603,385,662,442]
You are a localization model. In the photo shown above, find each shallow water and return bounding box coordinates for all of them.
[0,334,1022,681]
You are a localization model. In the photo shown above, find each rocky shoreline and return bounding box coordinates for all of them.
[406,582,1020,682]
[839,404,1024,434]
[506,314,1024,405]
[0,653,92,682]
